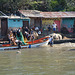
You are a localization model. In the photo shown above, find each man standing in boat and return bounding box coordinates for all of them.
[48,36,53,47]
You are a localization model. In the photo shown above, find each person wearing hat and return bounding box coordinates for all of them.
[48,36,53,47]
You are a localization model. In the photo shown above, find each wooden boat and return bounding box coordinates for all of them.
[0,37,49,50]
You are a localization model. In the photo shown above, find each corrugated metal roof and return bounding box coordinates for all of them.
[18,10,42,17]
[40,12,75,18]
[18,10,75,18]
[8,15,30,19]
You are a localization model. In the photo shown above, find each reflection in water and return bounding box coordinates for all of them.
[0,43,75,75]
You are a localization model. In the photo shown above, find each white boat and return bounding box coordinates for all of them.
[0,37,49,50]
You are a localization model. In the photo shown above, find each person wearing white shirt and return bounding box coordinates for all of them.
[35,27,39,32]
[38,30,41,35]
[52,22,57,32]
[35,27,39,30]
[48,36,53,47]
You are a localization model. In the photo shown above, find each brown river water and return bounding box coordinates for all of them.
[0,43,75,75]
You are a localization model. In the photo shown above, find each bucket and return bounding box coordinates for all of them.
[29,44,31,48]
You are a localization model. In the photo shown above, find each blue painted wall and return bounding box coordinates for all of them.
[8,18,30,28]
[62,18,75,32]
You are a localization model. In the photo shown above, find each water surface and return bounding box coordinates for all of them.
[0,43,75,75]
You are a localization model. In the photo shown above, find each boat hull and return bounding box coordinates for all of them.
[0,39,49,50]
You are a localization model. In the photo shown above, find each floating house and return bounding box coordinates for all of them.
[8,15,30,29]
[1,10,75,40]
[18,10,42,29]
[18,10,75,33]
[0,14,30,40]
[40,12,75,33]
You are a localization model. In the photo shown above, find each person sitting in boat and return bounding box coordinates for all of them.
[30,29,34,34]
[25,26,29,33]
[10,30,14,39]
[32,26,35,30]
[25,31,30,40]
[8,30,14,43]
[12,29,17,38]
[38,30,41,35]
[15,38,19,44]
[48,36,53,47]
[8,32,11,44]
[16,28,27,45]
[8,30,17,45]
[30,34,34,42]
[35,26,39,32]
[17,27,22,37]
[11,38,17,46]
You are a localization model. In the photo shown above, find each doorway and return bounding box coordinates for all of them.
[23,21,29,28]
[1,18,8,36]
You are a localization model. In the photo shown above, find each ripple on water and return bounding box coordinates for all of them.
[0,43,75,75]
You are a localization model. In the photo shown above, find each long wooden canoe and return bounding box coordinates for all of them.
[0,37,49,50]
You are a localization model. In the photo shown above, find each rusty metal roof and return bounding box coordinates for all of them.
[40,12,75,18]
[18,10,42,18]
[18,10,75,18]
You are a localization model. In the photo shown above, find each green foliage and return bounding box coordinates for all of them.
[0,0,75,15]
[66,0,75,11]
[50,0,59,11]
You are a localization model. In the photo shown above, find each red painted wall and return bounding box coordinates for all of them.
[54,20,61,32]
